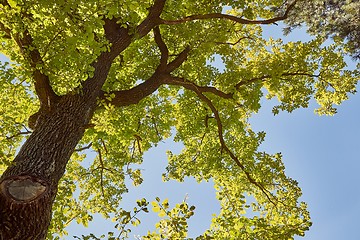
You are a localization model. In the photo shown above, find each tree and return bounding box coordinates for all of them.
[283,0,360,60]
[0,0,358,239]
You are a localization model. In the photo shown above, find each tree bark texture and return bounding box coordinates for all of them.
[0,94,96,240]
[0,1,167,238]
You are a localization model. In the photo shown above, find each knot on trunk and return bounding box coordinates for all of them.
[0,175,48,202]
[28,111,41,130]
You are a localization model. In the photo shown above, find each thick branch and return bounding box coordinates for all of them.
[10,27,59,110]
[136,0,166,37]
[82,0,166,96]
[0,21,11,39]
[100,73,166,107]
[160,1,296,25]
[1,2,60,110]
[163,76,233,99]
[166,47,191,72]
[100,45,191,107]
[153,26,169,68]
[100,73,233,107]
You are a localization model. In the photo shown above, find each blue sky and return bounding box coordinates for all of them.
[251,90,360,240]
[1,23,359,240]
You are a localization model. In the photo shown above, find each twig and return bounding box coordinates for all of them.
[194,89,278,206]
[134,135,142,154]
[235,71,321,89]
[97,148,105,197]
[160,1,297,26]
[100,139,108,154]
[5,131,32,141]
[149,116,162,141]
[74,142,93,152]
[215,36,254,46]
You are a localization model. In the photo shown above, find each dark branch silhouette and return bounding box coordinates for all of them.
[160,1,297,26]
[194,91,278,206]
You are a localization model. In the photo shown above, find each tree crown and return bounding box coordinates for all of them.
[0,0,359,239]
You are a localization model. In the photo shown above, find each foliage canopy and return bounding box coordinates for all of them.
[0,0,359,239]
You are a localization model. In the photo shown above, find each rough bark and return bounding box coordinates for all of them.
[0,94,96,239]
[0,1,166,238]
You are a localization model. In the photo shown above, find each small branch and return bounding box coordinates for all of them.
[84,123,96,129]
[153,26,169,68]
[5,131,32,141]
[21,124,31,133]
[163,76,233,99]
[96,148,105,197]
[130,139,137,159]
[195,90,277,206]
[74,142,93,152]
[205,114,214,128]
[100,139,108,155]
[134,135,142,154]
[222,186,243,219]
[116,206,147,239]
[40,29,64,59]
[191,131,207,163]
[214,36,254,46]
[235,75,271,89]
[160,1,297,26]
[150,116,162,141]
[235,71,321,89]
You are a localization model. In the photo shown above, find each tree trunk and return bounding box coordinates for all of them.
[0,2,166,238]
[0,93,95,239]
